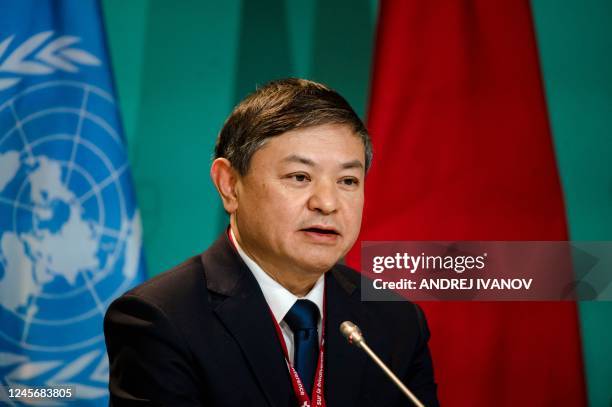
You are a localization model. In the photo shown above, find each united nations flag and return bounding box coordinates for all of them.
[0,1,146,404]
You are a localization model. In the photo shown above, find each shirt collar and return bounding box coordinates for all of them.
[230,228,324,324]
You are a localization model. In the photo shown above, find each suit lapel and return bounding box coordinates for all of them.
[202,235,294,407]
[324,269,369,406]
[201,234,381,406]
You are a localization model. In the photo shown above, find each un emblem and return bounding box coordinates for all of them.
[0,81,144,401]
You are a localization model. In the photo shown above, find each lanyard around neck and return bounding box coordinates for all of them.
[269,293,327,407]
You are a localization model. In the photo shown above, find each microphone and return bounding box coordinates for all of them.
[340,321,426,407]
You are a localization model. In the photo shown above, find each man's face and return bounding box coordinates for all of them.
[233,123,365,278]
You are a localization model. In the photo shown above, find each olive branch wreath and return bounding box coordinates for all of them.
[0,31,101,92]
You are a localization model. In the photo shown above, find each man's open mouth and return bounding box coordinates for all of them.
[301,227,339,235]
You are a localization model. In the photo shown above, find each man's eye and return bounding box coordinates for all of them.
[340,178,359,186]
[291,174,309,182]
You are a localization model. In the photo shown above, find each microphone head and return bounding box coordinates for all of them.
[340,321,365,347]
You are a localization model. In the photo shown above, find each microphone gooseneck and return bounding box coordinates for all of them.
[340,321,426,407]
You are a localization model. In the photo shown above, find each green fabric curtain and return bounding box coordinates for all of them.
[532,1,612,406]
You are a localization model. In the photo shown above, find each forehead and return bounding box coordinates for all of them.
[255,123,365,165]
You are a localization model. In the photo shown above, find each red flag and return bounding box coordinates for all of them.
[348,1,587,405]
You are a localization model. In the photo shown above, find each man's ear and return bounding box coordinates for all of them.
[210,158,239,213]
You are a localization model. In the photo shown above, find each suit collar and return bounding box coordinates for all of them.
[200,232,246,296]
[200,233,359,298]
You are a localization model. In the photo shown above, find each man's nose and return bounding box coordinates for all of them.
[307,180,338,215]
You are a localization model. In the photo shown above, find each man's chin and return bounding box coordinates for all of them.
[295,255,342,275]
[287,240,350,271]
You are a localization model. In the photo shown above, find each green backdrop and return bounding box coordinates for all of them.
[101,1,611,405]
[531,1,612,406]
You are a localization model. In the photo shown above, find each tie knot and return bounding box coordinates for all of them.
[284,299,319,331]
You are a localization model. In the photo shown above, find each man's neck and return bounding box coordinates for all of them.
[266,271,318,298]
[229,228,321,297]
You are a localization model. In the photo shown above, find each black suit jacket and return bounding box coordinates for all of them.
[104,233,439,406]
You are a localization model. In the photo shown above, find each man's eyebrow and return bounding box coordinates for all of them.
[281,155,364,170]
[341,160,364,170]
[282,155,316,166]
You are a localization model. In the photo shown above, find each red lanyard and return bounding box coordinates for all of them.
[269,297,326,407]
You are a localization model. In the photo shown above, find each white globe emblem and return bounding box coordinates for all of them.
[0,80,143,352]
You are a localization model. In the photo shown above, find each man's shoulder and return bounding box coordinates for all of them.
[115,254,207,311]
[107,231,242,319]
[330,262,360,288]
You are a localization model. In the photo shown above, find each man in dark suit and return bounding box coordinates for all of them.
[104,78,439,406]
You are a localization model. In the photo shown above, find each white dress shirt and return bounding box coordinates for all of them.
[230,229,324,364]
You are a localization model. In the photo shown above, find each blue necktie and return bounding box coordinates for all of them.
[284,299,320,395]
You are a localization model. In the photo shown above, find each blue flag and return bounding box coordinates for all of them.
[0,1,146,404]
